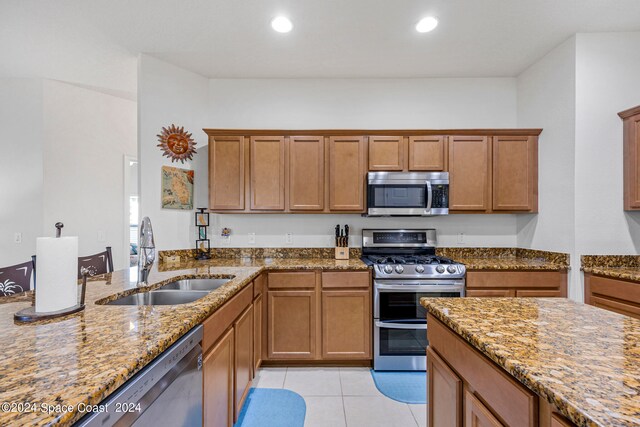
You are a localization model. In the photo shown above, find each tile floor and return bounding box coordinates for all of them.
[252,367,426,427]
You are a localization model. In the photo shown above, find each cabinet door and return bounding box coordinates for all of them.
[234,305,253,421]
[268,290,317,359]
[551,413,577,427]
[329,136,366,211]
[253,294,263,373]
[493,136,537,211]
[623,111,640,210]
[368,136,404,171]
[464,390,504,427]
[289,136,324,210]
[449,136,491,211]
[203,327,234,427]
[209,136,245,210]
[250,136,285,210]
[427,347,462,427]
[409,136,446,171]
[321,290,371,359]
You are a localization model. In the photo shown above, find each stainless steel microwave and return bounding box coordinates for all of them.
[367,172,449,216]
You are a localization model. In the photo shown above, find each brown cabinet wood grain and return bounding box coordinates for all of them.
[465,390,504,427]
[268,290,317,359]
[492,136,538,212]
[448,136,492,211]
[289,136,324,211]
[465,270,567,298]
[209,136,245,210]
[203,327,234,427]
[250,136,286,210]
[234,305,253,421]
[584,273,640,319]
[620,106,640,210]
[253,293,263,374]
[368,136,404,171]
[409,136,446,171]
[321,290,371,359]
[427,347,462,427]
[329,136,366,211]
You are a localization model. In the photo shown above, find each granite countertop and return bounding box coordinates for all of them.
[0,257,369,427]
[452,257,567,271]
[421,297,640,427]
[439,248,570,271]
[581,255,640,282]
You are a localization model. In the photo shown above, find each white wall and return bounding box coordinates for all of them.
[42,80,137,270]
[574,32,640,256]
[203,77,519,248]
[0,79,43,266]
[138,55,209,252]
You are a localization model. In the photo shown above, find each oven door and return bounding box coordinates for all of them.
[367,178,431,216]
[373,282,465,319]
[374,320,428,371]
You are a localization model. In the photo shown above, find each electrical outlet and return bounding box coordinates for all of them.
[457,232,465,244]
[97,230,106,242]
[248,233,256,245]
[221,235,231,245]
[14,232,22,244]
[285,233,293,245]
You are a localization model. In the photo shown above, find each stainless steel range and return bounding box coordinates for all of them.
[362,229,466,371]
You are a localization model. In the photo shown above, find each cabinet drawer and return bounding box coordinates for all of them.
[428,314,537,427]
[515,289,563,298]
[466,271,565,289]
[466,289,514,297]
[591,296,640,319]
[268,272,316,289]
[203,284,253,353]
[587,275,640,304]
[322,271,370,288]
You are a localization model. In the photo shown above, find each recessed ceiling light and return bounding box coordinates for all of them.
[416,16,438,33]
[271,16,293,33]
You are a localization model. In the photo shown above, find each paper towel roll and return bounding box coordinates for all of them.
[35,236,78,313]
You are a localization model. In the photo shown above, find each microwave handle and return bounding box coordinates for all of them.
[425,181,432,212]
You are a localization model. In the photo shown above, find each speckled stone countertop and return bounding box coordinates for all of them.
[421,297,640,427]
[439,248,570,271]
[582,255,640,282]
[0,257,369,426]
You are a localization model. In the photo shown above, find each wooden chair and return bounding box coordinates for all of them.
[0,259,34,296]
[77,247,114,279]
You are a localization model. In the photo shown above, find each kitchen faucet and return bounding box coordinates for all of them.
[138,217,156,284]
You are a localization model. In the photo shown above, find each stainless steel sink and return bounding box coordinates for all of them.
[105,290,210,306]
[158,278,232,292]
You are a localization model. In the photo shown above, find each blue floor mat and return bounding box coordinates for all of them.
[370,370,427,404]
[234,388,306,427]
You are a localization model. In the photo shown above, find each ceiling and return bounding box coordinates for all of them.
[2,0,640,87]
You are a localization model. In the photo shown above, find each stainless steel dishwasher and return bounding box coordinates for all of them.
[76,325,203,427]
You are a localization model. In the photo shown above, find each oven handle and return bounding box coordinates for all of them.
[375,320,428,330]
[374,283,464,293]
[425,180,432,213]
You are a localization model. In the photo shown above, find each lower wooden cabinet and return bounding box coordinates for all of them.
[465,271,567,298]
[427,347,462,427]
[268,290,317,359]
[584,273,640,319]
[203,328,234,427]
[234,305,253,421]
[465,390,504,427]
[253,292,263,372]
[321,290,371,359]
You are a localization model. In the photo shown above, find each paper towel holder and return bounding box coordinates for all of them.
[14,223,88,324]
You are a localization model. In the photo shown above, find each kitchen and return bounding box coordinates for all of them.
[1,1,640,426]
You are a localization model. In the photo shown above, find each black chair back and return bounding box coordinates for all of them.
[0,260,34,296]
[77,247,114,279]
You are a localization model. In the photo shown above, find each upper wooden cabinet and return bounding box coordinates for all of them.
[620,105,640,210]
[289,136,324,211]
[493,136,538,212]
[329,136,367,211]
[250,136,286,210]
[368,136,404,170]
[209,135,245,210]
[409,136,446,171]
[449,136,492,211]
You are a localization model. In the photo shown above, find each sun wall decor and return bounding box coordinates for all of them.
[157,124,197,163]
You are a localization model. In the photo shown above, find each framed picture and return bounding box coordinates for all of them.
[161,166,194,210]
[196,211,209,227]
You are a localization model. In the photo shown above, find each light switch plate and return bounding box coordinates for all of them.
[14,232,22,244]
[457,232,465,244]
[248,233,256,245]
[285,233,293,245]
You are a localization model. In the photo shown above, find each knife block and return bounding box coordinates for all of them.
[335,247,349,260]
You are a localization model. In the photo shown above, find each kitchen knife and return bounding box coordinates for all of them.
[344,225,349,247]
[335,225,340,246]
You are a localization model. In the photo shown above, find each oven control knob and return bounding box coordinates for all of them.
[395,265,404,274]
[383,265,393,274]
[447,266,457,274]
[415,265,425,273]
[436,265,446,273]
